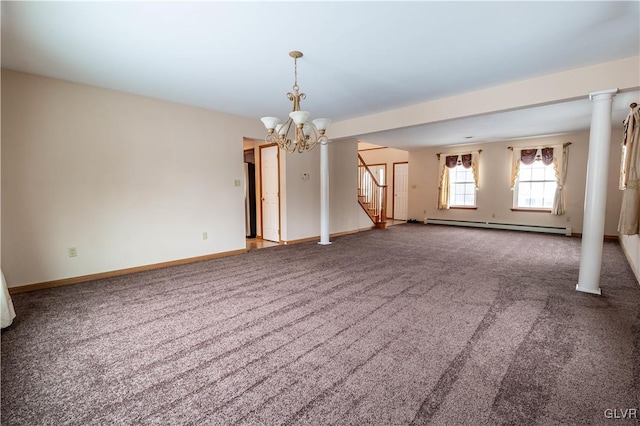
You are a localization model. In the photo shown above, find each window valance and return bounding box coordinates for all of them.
[519,147,554,166]
[444,154,473,169]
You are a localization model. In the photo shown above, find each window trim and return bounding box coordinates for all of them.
[513,160,557,210]
[448,164,476,208]
[511,208,552,213]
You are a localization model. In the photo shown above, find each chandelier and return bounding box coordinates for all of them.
[260,51,331,153]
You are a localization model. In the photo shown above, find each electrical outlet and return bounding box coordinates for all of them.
[68,247,77,257]
[492,213,496,218]
[202,232,208,240]
[234,179,241,187]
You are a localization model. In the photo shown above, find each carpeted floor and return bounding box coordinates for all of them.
[2,224,639,425]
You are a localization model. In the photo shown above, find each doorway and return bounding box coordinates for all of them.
[244,149,257,238]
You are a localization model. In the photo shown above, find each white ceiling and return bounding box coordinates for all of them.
[2,1,639,150]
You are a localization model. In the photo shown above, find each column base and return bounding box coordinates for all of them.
[576,283,602,295]
[318,241,332,246]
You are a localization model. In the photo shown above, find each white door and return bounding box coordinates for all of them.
[393,163,409,220]
[260,145,280,242]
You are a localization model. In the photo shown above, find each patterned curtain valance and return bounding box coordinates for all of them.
[520,149,537,165]
[444,154,473,169]
[541,147,554,165]
[520,147,554,165]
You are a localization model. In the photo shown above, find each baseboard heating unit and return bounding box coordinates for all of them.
[424,218,572,236]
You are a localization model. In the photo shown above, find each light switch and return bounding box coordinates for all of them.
[234,179,241,187]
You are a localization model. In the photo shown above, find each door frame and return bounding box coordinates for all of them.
[392,161,409,220]
[258,143,281,242]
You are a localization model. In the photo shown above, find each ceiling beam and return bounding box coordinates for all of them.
[330,56,640,140]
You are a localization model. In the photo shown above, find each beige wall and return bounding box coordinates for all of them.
[358,145,409,219]
[408,129,624,235]
[1,72,372,287]
[331,139,376,233]
[281,143,320,241]
[1,70,265,287]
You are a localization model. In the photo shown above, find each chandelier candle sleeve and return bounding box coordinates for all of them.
[313,118,331,131]
[261,117,280,131]
[260,51,331,154]
[290,111,310,125]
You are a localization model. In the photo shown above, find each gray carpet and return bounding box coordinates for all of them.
[2,224,639,425]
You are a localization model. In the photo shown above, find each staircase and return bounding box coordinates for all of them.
[358,154,387,229]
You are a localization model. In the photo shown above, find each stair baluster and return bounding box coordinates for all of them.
[357,154,387,229]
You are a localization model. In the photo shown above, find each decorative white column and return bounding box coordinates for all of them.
[319,139,331,245]
[576,88,618,295]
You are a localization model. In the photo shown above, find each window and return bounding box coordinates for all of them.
[438,152,479,210]
[449,164,476,207]
[515,157,557,209]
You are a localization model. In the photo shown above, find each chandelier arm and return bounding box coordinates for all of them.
[318,134,329,145]
[295,125,305,151]
[265,133,277,144]
[305,123,320,152]
[277,118,296,153]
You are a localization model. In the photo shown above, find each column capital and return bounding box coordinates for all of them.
[589,88,618,100]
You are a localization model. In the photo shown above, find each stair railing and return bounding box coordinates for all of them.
[357,154,387,223]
